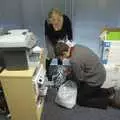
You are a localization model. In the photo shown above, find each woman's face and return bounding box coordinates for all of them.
[50,13,63,31]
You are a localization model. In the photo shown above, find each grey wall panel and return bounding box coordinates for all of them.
[0,0,23,29]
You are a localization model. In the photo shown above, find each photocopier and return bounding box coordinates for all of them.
[0,29,39,70]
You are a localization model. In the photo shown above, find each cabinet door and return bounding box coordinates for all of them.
[1,78,37,120]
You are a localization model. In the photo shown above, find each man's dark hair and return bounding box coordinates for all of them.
[55,42,69,57]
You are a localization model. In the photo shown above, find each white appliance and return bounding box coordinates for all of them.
[0,29,38,70]
[0,30,36,48]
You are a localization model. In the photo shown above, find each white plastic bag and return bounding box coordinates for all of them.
[55,80,77,109]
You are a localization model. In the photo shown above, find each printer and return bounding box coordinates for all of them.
[0,29,38,70]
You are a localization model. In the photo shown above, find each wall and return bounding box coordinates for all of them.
[72,0,120,54]
[0,0,120,55]
[0,0,23,29]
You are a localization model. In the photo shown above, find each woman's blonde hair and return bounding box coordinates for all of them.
[48,8,63,23]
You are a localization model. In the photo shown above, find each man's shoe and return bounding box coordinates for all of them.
[109,89,120,109]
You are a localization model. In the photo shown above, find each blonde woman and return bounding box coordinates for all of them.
[45,8,73,59]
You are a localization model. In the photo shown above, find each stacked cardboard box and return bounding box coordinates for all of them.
[100,28,120,65]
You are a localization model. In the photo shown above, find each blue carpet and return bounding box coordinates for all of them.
[41,88,120,120]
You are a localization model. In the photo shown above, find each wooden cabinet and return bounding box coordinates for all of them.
[0,68,43,120]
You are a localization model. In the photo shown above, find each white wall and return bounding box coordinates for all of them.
[0,0,23,29]
[1,0,120,55]
[72,0,120,54]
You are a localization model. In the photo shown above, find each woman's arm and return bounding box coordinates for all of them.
[65,16,73,41]
[44,20,56,45]
[45,20,49,36]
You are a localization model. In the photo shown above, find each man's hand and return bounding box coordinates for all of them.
[64,67,72,76]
